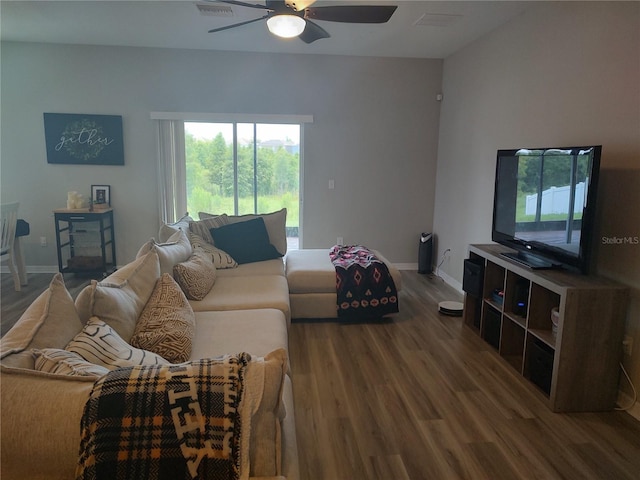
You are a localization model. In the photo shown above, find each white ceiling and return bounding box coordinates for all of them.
[1,0,532,59]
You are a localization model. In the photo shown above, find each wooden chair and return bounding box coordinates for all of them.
[1,202,21,291]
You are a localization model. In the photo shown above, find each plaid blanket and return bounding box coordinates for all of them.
[329,245,399,319]
[76,354,250,480]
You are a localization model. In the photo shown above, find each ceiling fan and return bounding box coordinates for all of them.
[206,0,398,43]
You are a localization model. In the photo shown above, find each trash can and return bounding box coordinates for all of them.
[418,233,433,274]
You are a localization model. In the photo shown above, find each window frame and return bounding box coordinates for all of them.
[152,112,311,247]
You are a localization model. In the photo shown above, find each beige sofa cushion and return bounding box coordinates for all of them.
[200,208,287,256]
[173,248,217,300]
[1,273,84,368]
[189,275,291,324]
[289,292,339,319]
[216,258,285,277]
[66,317,169,369]
[136,228,192,276]
[285,248,402,293]
[0,365,94,480]
[191,309,289,362]
[246,349,288,477]
[75,251,161,340]
[130,273,195,363]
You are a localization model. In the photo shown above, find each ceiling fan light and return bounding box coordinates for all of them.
[267,14,306,38]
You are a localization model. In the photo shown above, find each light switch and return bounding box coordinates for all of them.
[328,179,335,190]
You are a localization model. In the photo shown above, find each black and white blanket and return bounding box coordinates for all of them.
[329,245,399,319]
[76,354,250,480]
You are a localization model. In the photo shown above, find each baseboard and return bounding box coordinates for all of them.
[394,263,418,270]
[435,269,464,294]
[617,390,640,421]
[1,265,59,274]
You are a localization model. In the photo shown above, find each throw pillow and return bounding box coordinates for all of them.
[130,273,195,363]
[1,273,84,368]
[200,208,287,256]
[244,348,288,476]
[66,317,169,370]
[173,248,217,301]
[210,217,282,265]
[75,251,161,341]
[32,348,110,377]
[188,230,238,269]
[189,214,228,245]
[158,213,193,243]
[136,228,192,276]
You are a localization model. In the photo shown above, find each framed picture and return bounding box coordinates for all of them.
[44,113,125,165]
[91,185,111,206]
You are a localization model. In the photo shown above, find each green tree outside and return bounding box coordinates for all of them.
[185,132,299,228]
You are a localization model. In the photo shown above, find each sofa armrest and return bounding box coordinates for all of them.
[0,366,94,479]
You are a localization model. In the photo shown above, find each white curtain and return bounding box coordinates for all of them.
[156,120,186,223]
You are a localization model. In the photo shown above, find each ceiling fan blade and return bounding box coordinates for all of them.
[208,0,270,10]
[305,5,397,23]
[298,19,330,44]
[208,14,270,33]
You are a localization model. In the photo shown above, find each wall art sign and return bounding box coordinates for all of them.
[43,113,125,165]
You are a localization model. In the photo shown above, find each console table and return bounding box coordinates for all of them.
[463,244,628,412]
[53,208,116,277]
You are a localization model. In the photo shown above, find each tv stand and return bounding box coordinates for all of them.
[499,251,560,270]
[463,244,628,412]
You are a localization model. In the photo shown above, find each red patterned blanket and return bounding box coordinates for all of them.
[329,245,399,319]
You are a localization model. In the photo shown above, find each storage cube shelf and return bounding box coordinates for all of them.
[463,244,628,412]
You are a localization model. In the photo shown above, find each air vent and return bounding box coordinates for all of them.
[196,2,234,17]
[413,13,462,27]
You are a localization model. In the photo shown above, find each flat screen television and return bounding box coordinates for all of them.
[492,145,602,274]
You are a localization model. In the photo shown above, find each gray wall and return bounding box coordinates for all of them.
[0,43,442,266]
[433,2,640,404]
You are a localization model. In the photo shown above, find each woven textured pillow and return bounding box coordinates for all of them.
[130,274,195,363]
[66,317,169,370]
[32,348,109,377]
[188,230,238,269]
[188,214,228,245]
[173,248,217,300]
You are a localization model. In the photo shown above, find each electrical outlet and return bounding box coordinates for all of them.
[622,336,633,356]
[337,236,344,245]
[40,236,47,247]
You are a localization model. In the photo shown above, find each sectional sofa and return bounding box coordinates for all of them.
[0,208,400,480]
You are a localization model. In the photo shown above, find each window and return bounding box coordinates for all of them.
[153,113,311,251]
[184,122,301,249]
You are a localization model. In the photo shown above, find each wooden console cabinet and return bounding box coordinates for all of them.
[463,244,628,412]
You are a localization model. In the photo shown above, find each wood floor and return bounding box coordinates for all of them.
[3,271,640,479]
[288,272,640,480]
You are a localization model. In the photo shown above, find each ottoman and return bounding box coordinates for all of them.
[285,248,402,319]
